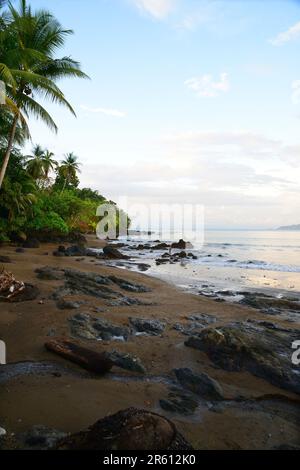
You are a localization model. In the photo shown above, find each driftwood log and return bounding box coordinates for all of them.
[45,339,113,374]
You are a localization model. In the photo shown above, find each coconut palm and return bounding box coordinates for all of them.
[59,152,81,192]
[25,144,45,180]
[43,150,57,180]
[0,0,88,189]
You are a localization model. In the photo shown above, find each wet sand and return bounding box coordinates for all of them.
[0,236,299,450]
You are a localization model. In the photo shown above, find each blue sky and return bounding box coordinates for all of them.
[22,0,300,228]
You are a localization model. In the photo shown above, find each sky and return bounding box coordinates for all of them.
[21,0,300,229]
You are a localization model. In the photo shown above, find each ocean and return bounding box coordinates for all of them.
[108,230,300,299]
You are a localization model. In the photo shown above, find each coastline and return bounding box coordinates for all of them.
[0,235,299,450]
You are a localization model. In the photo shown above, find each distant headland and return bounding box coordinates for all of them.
[276,224,300,231]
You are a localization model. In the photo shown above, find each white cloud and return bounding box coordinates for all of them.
[130,0,175,19]
[269,21,300,46]
[80,105,126,118]
[184,73,230,98]
[291,80,300,105]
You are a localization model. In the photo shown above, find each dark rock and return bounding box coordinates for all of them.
[55,408,193,450]
[177,251,187,258]
[15,248,25,253]
[171,239,193,250]
[35,266,65,281]
[185,322,300,395]
[152,243,169,250]
[23,238,40,249]
[52,250,65,257]
[69,313,130,341]
[130,317,166,336]
[137,263,151,272]
[174,368,224,400]
[108,351,146,373]
[108,275,151,293]
[103,246,129,259]
[160,388,198,415]
[45,338,114,374]
[0,256,12,263]
[18,425,67,450]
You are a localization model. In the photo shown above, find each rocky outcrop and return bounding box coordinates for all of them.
[61,269,150,305]
[239,292,300,313]
[55,408,193,450]
[174,368,224,400]
[35,266,65,280]
[45,338,113,374]
[129,317,166,336]
[69,313,130,341]
[185,322,300,395]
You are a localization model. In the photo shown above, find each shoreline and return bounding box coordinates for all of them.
[0,236,300,450]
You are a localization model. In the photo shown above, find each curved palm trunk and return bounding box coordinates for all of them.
[0,113,19,189]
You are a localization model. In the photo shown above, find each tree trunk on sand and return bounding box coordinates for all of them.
[0,113,19,190]
[45,338,113,374]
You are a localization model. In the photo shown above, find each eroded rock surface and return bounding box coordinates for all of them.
[185,322,300,395]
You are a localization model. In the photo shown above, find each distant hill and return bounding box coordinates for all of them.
[276,224,300,231]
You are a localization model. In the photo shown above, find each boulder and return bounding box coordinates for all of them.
[103,246,129,259]
[174,368,224,400]
[45,338,113,374]
[55,408,193,450]
[171,239,193,250]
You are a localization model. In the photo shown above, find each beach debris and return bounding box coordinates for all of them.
[45,338,113,374]
[55,407,193,450]
[69,313,130,341]
[0,427,6,438]
[173,368,224,401]
[129,317,166,336]
[0,269,25,300]
[107,350,146,373]
[185,322,300,395]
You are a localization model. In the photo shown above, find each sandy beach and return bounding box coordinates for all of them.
[0,236,299,450]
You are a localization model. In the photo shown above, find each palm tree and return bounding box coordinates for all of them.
[43,150,57,180]
[59,152,81,192]
[25,144,45,180]
[0,0,88,189]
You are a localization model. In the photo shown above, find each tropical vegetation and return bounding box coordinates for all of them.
[0,0,129,242]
